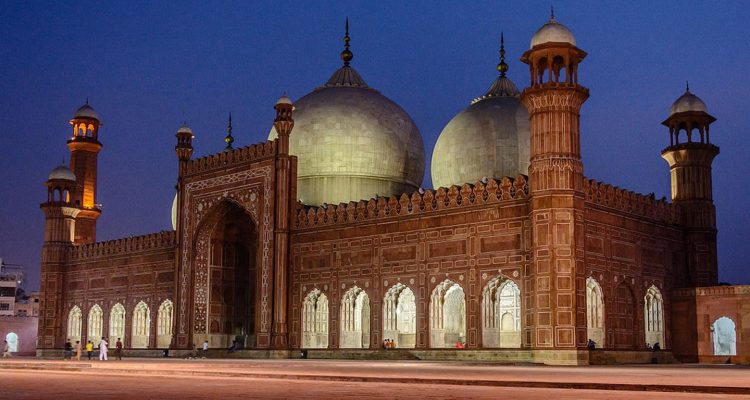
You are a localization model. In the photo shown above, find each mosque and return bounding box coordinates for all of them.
[37,15,748,364]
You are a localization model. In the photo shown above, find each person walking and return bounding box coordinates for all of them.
[115,338,123,360]
[74,340,82,361]
[85,340,94,360]
[2,340,11,357]
[63,339,73,360]
[99,337,108,361]
[202,340,209,358]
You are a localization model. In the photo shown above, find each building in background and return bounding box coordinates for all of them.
[0,261,39,356]
[34,15,748,364]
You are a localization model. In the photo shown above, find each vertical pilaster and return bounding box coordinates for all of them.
[271,96,295,349]
[173,124,194,350]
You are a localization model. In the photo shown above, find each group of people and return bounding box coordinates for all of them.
[382,338,397,349]
[63,337,124,361]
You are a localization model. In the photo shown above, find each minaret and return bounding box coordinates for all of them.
[67,102,102,244]
[272,95,295,349]
[661,84,719,287]
[520,13,590,351]
[175,123,195,172]
[38,163,79,351]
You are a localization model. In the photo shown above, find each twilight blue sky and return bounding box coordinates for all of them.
[1,1,749,290]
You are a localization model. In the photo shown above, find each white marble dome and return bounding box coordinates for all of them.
[177,124,193,135]
[74,103,99,120]
[530,18,576,48]
[269,65,425,206]
[431,75,530,189]
[276,95,293,105]
[48,164,76,181]
[670,89,708,115]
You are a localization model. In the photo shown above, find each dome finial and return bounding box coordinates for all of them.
[550,6,555,21]
[497,32,509,77]
[224,112,234,150]
[686,80,690,92]
[340,17,353,66]
[85,97,89,105]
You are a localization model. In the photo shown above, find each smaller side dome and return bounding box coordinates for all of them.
[530,17,576,48]
[74,103,99,120]
[48,165,76,182]
[276,95,293,105]
[670,89,708,115]
[177,124,193,135]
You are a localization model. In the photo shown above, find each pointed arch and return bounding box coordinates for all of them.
[586,277,605,348]
[67,306,82,345]
[644,285,665,348]
[382,283,416,348]
[301,289,328,348]
[481,277,521,348]
[339,286,370,348]
[131,301,151,349]
[193,199,258,349]
[429,279,466,348]
[157,299,174,348]
[87,304,103,345]
[711,316,737,356]
[109,303,126,343]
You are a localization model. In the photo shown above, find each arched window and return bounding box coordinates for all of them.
[339,287,370,348]
[157,299,174,348]
[87,304,103,345]
[131,301,151,349]
[482,277,521,348]
[586,277,605,348]
[383,283,416,348]
[109,303,126,343]
[644,286,665,348]
[67,306,82,344]
[430,280,465,348]
[5,332,19,353]
[712,317,737,356]
[301,289,328,348]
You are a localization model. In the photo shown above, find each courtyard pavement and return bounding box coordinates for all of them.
[1,358,749,399]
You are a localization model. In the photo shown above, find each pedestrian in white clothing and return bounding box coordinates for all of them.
[99,337,108,361]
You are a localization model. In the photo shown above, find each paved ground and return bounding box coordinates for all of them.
[1,358,749,399]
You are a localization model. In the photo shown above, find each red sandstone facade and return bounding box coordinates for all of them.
[36,24,747,365]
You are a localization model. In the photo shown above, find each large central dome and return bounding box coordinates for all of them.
[269,26,424,206]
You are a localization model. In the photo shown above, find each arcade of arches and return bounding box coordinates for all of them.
[293,278,667,350]
[64,300,173,349]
